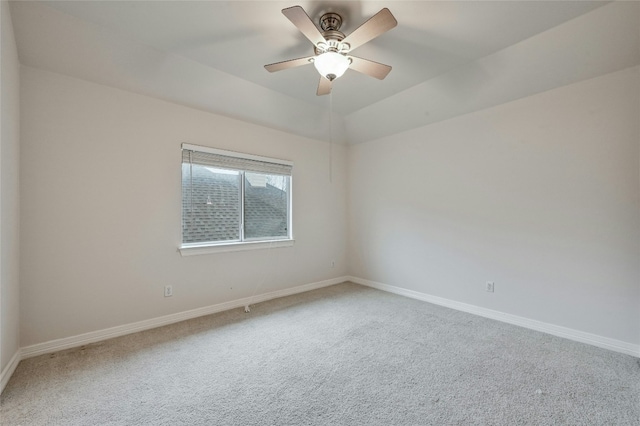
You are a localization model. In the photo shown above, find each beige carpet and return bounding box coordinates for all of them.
[2,282,639,425]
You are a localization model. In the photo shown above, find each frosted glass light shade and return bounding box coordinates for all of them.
[313,52,350,81]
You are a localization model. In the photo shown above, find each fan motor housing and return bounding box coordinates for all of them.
[319,12,342,32]
[315,12,348,54]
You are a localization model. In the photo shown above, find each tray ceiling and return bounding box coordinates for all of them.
[9,1,639,144]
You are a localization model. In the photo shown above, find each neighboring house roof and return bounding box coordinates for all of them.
[244,178,288,239]
[182,166,287,243]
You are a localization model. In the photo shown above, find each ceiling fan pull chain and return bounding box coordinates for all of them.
[329,90,333,183]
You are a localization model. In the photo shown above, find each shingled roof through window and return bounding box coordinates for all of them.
[182,165,288,244]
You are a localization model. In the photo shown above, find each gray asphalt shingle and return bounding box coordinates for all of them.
[182,166,288,243]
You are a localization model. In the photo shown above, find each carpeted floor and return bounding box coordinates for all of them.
[1,282,639,425]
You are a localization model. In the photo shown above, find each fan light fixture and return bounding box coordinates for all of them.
[264,6,397,95]
[313,52,350,81]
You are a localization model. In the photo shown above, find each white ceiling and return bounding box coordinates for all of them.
[9,1,640,144]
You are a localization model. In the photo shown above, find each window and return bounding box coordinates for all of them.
[181,144,293,254]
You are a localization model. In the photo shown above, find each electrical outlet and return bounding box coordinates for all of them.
[164,285,173,297]
[486,281,494,293]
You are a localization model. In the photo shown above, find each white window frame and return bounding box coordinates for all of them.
[179,143,294,256]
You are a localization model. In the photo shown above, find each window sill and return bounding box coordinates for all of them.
[179,239,294,256]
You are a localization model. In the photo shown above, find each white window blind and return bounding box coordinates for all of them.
[181,144,292,176]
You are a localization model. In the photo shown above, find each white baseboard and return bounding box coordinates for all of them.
[348,276,640,358]
[20,276,348,360]
[0,350,21,395]
[8,274,636,395]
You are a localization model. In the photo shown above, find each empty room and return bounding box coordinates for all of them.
[1,1,639,424]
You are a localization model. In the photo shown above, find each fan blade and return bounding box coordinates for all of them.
[317,76,332,96]
[349,56,392,80]
[264,56,315,73]
[282,6,325,47]
[342,8,397,51]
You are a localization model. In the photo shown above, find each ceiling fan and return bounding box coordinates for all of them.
[264,5,397,96]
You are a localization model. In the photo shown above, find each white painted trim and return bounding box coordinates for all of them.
[348,276,640,358]
[179,239,294,256]
[20,276,348,360]
[0,350,21,395]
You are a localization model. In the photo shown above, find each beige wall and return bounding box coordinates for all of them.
[19,67,347,347]
[1,0,21,377]
[11,29,640,355]
[348,67,640,345]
